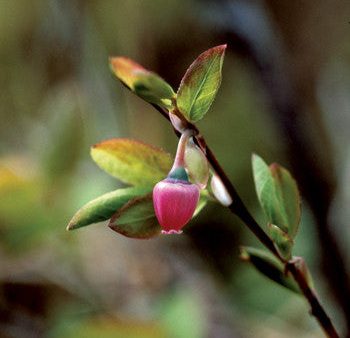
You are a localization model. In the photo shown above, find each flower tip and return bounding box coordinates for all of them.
[161,229,183,235]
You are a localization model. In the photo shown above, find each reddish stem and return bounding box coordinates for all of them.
[171,129,192,169]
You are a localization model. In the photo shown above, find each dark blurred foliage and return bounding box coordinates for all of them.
[1,1,350,337]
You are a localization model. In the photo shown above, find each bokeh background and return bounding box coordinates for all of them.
[1,1,350,337]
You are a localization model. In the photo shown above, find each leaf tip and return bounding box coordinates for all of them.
[107,220,117,232]
[66,222,75,231]
[251,153,263,166]
[108,56,115,64]
[109,56,130,68]
[202,44,227,59]
[90,140,107,153]
[217,44,227,51]
[109,56,122,73]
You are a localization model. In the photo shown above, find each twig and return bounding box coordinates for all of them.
[198,0,350,330]
[150,103,340,338]
[287,260,339,338]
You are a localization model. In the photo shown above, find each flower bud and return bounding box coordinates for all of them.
[210,174,232,206]
[153,167,199,234]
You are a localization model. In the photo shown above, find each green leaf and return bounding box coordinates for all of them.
[268,224,294,260]
[110,57,175,108]
[67,186,151,230]
[240,246,300,294]
[91,138,173,186]
[252,154,301,238]
[252,155,283,229]
[270,163,301,238]
[108,194,161,239]
[177,45,226,122]
[133,73,175,109]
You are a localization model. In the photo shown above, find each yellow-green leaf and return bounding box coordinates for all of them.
[110,57,175,108]
[108,194,161,239]
[91,138,173,186]
[177,45,226,122]
[109,57,145,88]
[67,186,151,230]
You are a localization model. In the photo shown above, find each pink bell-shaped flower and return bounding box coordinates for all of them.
[153,167,199,234]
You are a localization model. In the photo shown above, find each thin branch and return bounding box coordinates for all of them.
[150,103,339,338]
[199,0,350,330]
[287,260,339,338]
[120,81,339,336]
[200,130,339,337]
[152,104,280,256]
[205,141,282,259]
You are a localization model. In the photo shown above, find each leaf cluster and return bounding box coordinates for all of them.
[68,46,227,237]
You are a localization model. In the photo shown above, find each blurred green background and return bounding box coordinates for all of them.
[1,1,350,337]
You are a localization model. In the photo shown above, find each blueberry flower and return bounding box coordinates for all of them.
[153,131,199,234]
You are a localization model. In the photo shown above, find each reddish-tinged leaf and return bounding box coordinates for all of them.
[109,57,146,89]
[110,57,175,108]
[109,194,161,239]
[177,45,226,122]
